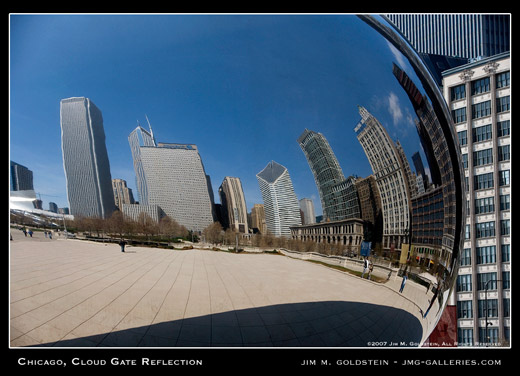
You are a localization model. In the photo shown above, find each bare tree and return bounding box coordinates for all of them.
[203,222,223,245]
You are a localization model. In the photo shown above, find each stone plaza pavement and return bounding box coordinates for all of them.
[9,230,433,348]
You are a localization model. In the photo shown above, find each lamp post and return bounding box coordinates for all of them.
[484,278,501,347]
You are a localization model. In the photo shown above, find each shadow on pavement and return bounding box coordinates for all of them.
[34,301,423,348]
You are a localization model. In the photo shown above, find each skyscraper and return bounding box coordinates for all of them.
[355,106,411,252]
[256,160,301,237]
[112,178,135,210]
[139,142,215,233]
[218,176,249,233]
[386,14,510,60]
[297,129,345,221]
[60,97,115,219]
[299,198,316,225]
[10,161,34,191]
[442,52,510,346]
[128,123,156,204]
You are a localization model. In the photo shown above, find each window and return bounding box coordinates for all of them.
[475,196,494,214]
[498,144,510,161]
[472,101,492,119]
[478,299,498,318]
[496,71,510,88]
[458,130,468,146]
[452,107,467,123]
[500,219,510,235]
[476,246,496,264]
[475,221,495,238]
[496,96,510,113]
[472,124,492,142]
[457,274,472,291]
[479,328,499,345]
[473,148,493,166]
[474,172,494,190]
[451,84,466,100]
[471,77,490,95]
[464,224,471,240]
[458,328,473,346]
[460,248,471,266]
[497,120,510,137]
[500,195,511,210]
[499,170,510,186]
[462,153,468,169]
[502,271,510,289]
[477,272,497,291]
[501,244,510,262]
[503,298,510,317]
[457,300,473,318]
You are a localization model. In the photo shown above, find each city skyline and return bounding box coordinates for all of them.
[10,14,430,216]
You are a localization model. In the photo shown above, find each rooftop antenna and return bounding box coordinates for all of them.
[145,114,156,146]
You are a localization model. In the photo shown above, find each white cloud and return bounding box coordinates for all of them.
[387,92,403,125]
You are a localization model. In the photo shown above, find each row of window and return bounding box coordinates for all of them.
[452,96,510,123]
[458,326,510,346]
[470,194,510,214]
[450,71,510,101]
[464,219,510,239]
[456,297,510,319]
[458,120,510,147]
[468,170,510,191]
[459,244,510,266]
[457,271,511,293]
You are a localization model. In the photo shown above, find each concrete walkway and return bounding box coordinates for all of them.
[9,230,431,347]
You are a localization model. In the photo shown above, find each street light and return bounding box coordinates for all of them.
[484,278,501,347]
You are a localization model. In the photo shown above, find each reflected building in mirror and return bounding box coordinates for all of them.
[392,62,458,274]
[354,105,411,256]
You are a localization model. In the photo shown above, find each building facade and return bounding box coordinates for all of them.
[218,176,249,233]
[112,179,135,210]
[256,161,301,237]
[290,218,365,255]
[128,125,156,204]
[60,97,115,219]
[250,204,267,234]
[354,106,411,253]
[121,203,164,223]
[299,198,316,225]
[10,161,34,191]
[297,129,346,221]
[442,52,510,346]
[386,14,510,60]
[139,142,215,233]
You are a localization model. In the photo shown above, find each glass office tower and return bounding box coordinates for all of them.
[128,125,156,204]
[60,97,115,219]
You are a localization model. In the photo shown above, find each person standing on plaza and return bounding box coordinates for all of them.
[119,239,127,252]
[399,270,408,293]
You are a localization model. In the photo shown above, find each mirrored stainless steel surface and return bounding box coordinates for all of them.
[286,15,464,346]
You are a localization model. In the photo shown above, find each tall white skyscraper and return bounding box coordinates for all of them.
[60,97,115,219]
[256,161,301,237]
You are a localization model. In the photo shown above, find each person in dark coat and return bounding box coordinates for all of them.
[119,239,127,252]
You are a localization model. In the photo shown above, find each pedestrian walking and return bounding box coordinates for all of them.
[119,239,127,252]
[28,229,33,238]
[361,257,369,279]
[399,271,408,293]
[368,259,374,280]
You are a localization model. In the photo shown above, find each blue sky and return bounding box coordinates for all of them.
[10,14,428,215]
